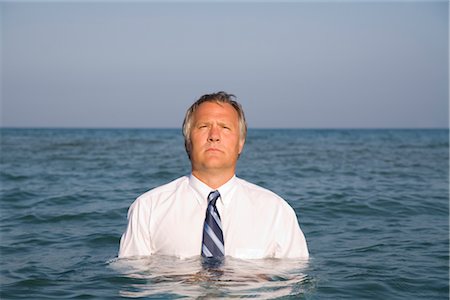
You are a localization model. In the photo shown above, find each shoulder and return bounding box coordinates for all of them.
[235,177,288,206]
[235,177,298,219]
[132,176,189,206]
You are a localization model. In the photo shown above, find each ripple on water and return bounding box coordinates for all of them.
[108,256,315,299]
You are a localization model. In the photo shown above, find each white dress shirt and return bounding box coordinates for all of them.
[119,175,309,259]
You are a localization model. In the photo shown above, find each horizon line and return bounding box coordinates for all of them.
[1,126,448,130]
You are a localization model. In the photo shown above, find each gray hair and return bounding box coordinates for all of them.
[182,91,247,158]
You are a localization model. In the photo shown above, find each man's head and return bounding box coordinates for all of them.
[183,91,247,158]
[182,92,247,178]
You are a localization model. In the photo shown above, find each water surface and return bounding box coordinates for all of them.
[1,128,448,299]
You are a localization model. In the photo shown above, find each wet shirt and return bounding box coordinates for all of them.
[118,175,309,259]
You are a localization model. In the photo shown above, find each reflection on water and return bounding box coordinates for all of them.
[110,255,313,298]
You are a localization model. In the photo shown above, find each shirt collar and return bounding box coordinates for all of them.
[188,174,237,206]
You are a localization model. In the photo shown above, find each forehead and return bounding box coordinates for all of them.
[193,102,239,122]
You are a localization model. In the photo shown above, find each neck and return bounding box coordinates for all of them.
[191,170,234,189]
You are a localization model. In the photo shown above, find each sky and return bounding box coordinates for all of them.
[1,1,448,129]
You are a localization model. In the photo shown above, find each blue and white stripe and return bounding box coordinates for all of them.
[201,191,224,257]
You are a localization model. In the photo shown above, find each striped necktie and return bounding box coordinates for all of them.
[201,190,224,257]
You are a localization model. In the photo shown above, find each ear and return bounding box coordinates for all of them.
[238,138,245,155]
[185,141,192,160]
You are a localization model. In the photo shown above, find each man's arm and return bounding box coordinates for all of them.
[274,203,309,259]
[118,197,152,258]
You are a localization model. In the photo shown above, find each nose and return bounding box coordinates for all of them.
[208,126,220,142]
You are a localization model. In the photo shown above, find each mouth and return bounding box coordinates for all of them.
[206,147,222,153]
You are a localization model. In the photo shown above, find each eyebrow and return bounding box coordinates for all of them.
[194,121,234,128]
[217,122,232,128]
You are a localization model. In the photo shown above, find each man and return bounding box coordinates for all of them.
[119,91,309,259]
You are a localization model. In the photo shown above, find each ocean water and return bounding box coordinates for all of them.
[0,128,448,299]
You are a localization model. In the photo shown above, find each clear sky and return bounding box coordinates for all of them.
[1,1,448,129]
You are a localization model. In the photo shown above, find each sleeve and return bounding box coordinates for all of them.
[274,203,309,259]
[118,197,152,258]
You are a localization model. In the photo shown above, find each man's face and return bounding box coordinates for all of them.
[189,101,245,175]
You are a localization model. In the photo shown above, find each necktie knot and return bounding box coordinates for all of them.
[208,190,220,206]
